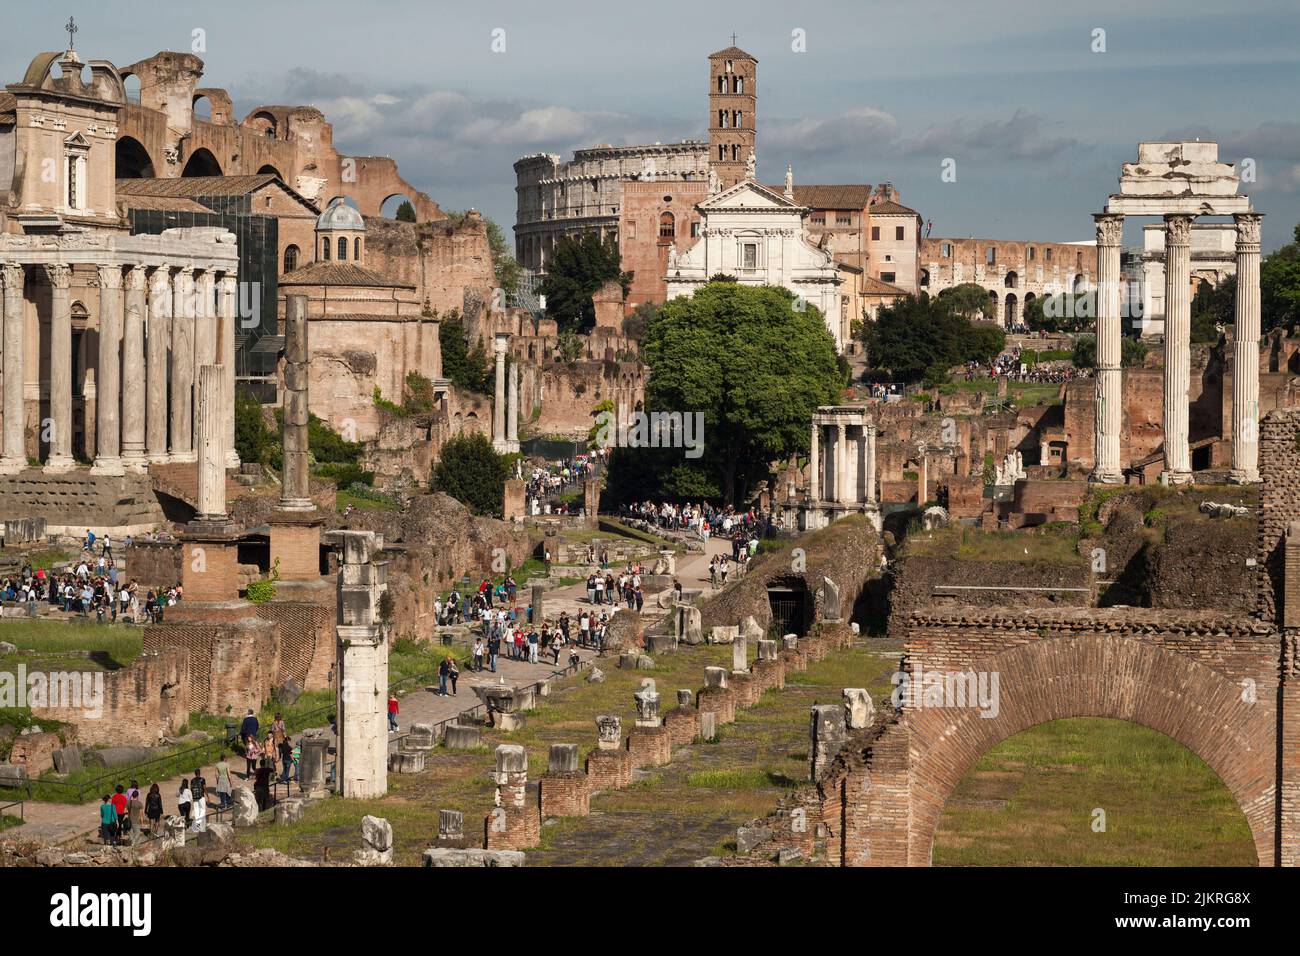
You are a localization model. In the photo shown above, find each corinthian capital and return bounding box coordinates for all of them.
[1093,213,1124,246]
[45,263,72,289]
[1164,214,1193,246]
[1234,213,1263,246]
[96,264,124,290]
[1,263,23,291]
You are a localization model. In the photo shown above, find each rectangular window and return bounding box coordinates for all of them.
[811,215,825,226]
[67,157,78,208]
[628,220,636,240]
[941,242,952,257]
[836,214,852,226]
[986,247,997,265]
[1028,247,1036,261]
[742,243,758,269]
[691,222,700,238]
[895,226,905,241]
[880,272,896,283]
[871,226,880,241]
[1046,248,1053,262]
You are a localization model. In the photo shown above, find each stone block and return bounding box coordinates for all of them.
[356,814,393,865]
[736,825,773,855]
[273,798,305,825]
[548,743,580,774]
[444,724,483,749]
[698,711,717,742]
[231,786,259,827]
[704,665,728,688]
[709,624,738,645]
[438,809,464,842]
[422,848,525,867]
[403,723,437,751]
[388,750,425,773]
[843,688,875,730]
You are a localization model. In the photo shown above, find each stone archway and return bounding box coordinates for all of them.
[904,633,1277,866]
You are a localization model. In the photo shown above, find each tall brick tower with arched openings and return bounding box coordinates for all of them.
[708,43,757,189]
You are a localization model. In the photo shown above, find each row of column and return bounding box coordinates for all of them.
[809,419,876,506]
[1091,211,1263,485]
[0,261,239,476]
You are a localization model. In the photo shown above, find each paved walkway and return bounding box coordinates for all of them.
[4,530,740,847]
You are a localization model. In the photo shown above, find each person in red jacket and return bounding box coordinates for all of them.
[387,693,399,733]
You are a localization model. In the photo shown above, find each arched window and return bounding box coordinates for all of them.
[659,212,675,239]
[717,76,726,93]
[1004,271,1018,289]
[337,237,348,261]
[734,76,744,94]
[322,238,331,261]
[283,244,299,273]
[734,111,743,128]
[718,110,728,128]
[354,237,362,261]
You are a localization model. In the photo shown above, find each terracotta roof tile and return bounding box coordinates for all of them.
[868,200,920,217]
[278,261,414,289]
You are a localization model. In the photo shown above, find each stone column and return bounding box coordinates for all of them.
[492,333,507,450]
[335,531,390,800]
[1161,214,1193,484]
[170,268,196,461]
[918,451,928,505]
[195,364,227,521]
[146,268,171,463]
[1092,213,1124,482]
[121,265,148,473]
[427,315,443,380]
[281,294,314,510]
[219,273,240,469]
[1230,213,1263,483]
[91,264,124,475]
[808,421,820,503]
[44,264,74,473]
[507,360,519,443]
[0,263,26,474]
[836,421,847,504]
[192,270,217,458]
[864,423,877,504]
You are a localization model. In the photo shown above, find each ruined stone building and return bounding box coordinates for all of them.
[920,236,1099,328]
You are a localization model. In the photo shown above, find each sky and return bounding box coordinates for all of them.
[4,0,1298,251]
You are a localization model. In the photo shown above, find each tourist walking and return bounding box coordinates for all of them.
[144,783,163,835]
[215,753,233,808]
[176,778,192,826]
[387,693,399,732]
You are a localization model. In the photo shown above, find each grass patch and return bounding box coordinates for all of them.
[337,489,400,512]
[903,524,1083,566]
[933,717,1256,866]
[0,619,143,675]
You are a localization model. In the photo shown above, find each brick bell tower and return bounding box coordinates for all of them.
[708,41,757,189]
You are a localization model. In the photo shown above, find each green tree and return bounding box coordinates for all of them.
[394,200,416,223]
[234,389,272,465]
[612,283,843,504]
[860,295,1005,384]
[1071,334,1147,370]
[438,308,492,394]
[433,432,510,516]
[622,300,659,340]
[484,218,523,295]
[539,233,632,333]
[936,283,997,321]
[1191,278,1234,343]
[1261,223,1300,334]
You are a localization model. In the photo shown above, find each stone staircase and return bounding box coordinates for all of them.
[148,462,243,511]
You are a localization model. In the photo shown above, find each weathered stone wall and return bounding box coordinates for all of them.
[30,648,191,747]
[0,470,164,536]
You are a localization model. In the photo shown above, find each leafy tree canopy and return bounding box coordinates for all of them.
[606,283,844,505]
[860,294,1006,384]
[432,431,509,516]
[394,201,416,223]
[437,308,492,395]
[538,233,632,333]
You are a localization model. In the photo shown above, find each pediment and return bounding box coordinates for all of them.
[700,179,805,211]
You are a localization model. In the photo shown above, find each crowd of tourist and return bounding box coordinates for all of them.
[524,454,599,516]
[619,500,773,541]
[1,536,181,624]
[964,349,1087,385]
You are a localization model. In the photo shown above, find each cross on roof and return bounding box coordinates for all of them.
[65,16,77,50]
[730,32,738,46]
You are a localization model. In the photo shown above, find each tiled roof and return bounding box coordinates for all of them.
[708,46,756,60]
[115,175,319,212]
[0,92,15,122]
[770,184,873,210]
[119,194,214,213]
[862,277,910,296]
[868,200,920,217]
[278,261,414,289]
[115,175,280,197]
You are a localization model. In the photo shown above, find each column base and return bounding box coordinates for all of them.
[170,450,197,464]
[1159,469,1193,486]
[0,456,27,476]
[148,452,171,465]
[224,452,241,470]
[42,454,75,475]
[1228,469,1261,484]
[122,452,149,474]
[493,439,520,454]
[89,456,125,476]
[1090,469,1124,484]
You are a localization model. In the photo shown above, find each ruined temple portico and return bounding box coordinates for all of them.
[1091,142,1261,485]
[0,229,240,476]
[800,405,879,531]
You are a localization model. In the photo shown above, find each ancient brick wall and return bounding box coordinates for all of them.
[31,648,190,747]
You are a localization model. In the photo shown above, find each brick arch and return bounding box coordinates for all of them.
[905,634,1275,866]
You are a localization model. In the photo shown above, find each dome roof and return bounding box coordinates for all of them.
[317,197,365,232]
